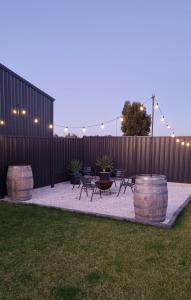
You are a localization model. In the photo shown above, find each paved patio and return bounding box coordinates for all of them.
[2,181,191,227]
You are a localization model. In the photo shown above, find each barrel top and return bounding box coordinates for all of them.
[136,174,167,181]
[8,165,31,169]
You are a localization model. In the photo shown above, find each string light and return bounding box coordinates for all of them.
[34,118,39,124]
[161,116,165,122]
[154,103,159,109]
[186,142,190,147]
[49,124,53,129]
[181,141,185,146]
[167,125,171,129]
[0,120,5,125]
[21,110,26,115]
[171,133,175,138]
[176,138,180,143]
[64,126,68,132]
[101,123,105,129]
[12,109,17,114]
[140,105,144,111]
[120,116,123,122]
[82,126,86,132]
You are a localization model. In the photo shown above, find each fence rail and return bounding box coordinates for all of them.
[0,135,190,197]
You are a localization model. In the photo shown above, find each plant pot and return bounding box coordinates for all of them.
[70,172,81,185]
[95,180,113,190]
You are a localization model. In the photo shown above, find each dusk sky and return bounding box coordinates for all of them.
[1,0,191,137]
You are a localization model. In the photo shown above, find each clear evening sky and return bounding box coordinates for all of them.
[1,0,191,137]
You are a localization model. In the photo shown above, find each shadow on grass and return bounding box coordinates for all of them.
[51,285,86,300]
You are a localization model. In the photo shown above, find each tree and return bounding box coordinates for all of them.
[65,133,78,138]
[121,101,151,136]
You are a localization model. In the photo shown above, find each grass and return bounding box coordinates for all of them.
[0,202,191,300]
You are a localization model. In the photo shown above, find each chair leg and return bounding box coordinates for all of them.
[79,186,83,200]
[114,180,116,187]
[90,188,95,202]
[131,185,134,193]
[123,185,128,194]
[86,187,88,197]
[117,184,122,197]
[99,189,102,198]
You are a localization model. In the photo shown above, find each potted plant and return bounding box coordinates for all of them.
[67,159,82,185]
[95,155,114,180]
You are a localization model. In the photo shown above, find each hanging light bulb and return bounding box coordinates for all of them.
[34,118,39,124]
[64,126,68,132]
[101,123,104,129]
[82,126,86,132]
[176,138,180,143]
[49,124,53,129]
[186,142,190,147]
[120,116,123,122]
[0,120,5,125]
[161,116,165,122]
[171,132,175,138]
[140,105,144,111]
[181,141,185,146]
[154,103,159,109]
[12,109,18,114]
[167,124,171,129]
[21,109,27,115]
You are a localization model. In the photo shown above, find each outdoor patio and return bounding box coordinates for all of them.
[4,181,191,228]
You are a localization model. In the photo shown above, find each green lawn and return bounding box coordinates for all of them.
[0,203,191,300]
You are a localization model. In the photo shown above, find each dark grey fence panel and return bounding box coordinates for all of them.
[53,137,84,183]
[0,135,190,198]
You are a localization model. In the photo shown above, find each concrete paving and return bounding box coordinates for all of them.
[2,181,191,227]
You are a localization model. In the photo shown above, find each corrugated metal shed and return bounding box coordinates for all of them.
[0,63,55,137]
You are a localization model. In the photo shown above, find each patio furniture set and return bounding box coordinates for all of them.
[73,167,135,201]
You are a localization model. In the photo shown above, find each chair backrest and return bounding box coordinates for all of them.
[115,169,125,178]
[80,176,92,186]
[83,166,92,176]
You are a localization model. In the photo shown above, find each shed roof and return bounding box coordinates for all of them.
[0,63,55,102]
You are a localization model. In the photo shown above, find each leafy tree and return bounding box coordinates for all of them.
[65,133,78,138]
[121,101,151,136]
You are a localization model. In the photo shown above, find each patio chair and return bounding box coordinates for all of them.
[80,166,95,177]
[113,169,126,187]
[79,176,97,201]
[117,176,135,197]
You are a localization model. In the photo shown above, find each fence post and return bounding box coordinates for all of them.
[50,137,54,188]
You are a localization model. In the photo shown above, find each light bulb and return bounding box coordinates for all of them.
[176,138,180,143]
[0,120,5,125]
[186,142,190,147]
[49,124,53,129]
[154,103,159,109]
[12,109,17,114]
[21,110,26,115]
[34,118,39,124]
[171,133,175,138]
[64,126,68,132]
[101,123,104,129]
[140,106,144,111]
[167,125,171,129]
[161,116,165,122]
[82,127,86,132]
[181,141,185,146]
[120,116,123,122]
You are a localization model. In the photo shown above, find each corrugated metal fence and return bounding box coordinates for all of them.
[0,135,190,197]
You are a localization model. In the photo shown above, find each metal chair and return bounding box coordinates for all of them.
[113,169,126,187]
[80,166,95,178]
[117,176,135,197]
[79,176,97,201]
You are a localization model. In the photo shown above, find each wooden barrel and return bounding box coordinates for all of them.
[133,175,168,222]
[7,165,34,201]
